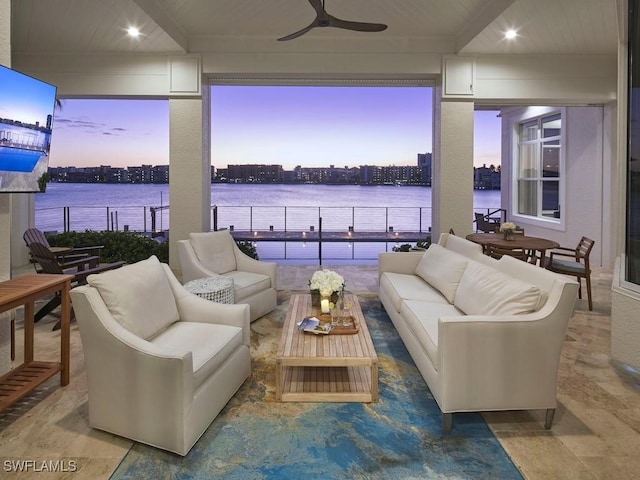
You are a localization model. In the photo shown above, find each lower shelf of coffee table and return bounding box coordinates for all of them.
[278,365,376,403]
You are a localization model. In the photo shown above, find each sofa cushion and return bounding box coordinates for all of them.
[189,231,237,274]
[414,244,469,303]
[151,321,243,390]
[454,260,545,316]
[380,272,450,312]
[223,271,271,301]
[401,300,464,371]
[88,255,179,340]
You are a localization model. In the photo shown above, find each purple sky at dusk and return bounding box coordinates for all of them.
[47,86,501,169]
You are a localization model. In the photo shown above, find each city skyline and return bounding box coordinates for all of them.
[47,86,501,169]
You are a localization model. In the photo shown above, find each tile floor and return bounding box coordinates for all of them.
[1,263,638,479]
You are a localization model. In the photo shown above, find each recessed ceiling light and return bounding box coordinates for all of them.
[505,29,517,40]
[127,27,140,37]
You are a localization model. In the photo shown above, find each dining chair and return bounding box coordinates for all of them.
[474,212,500,233]
[486,244,528,262]
[544,236,595,310]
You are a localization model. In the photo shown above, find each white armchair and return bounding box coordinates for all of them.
[177,231,277,322]
[70,255,251,456]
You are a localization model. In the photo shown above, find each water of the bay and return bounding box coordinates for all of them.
[35,183,501,263]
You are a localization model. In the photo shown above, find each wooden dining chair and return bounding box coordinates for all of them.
[486,244,528,262]
[545,236,595,310]
[474,212,500,233]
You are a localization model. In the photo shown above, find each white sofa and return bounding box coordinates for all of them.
[70,256,251,456]
[378,233,579,432]
[177,231,277,322]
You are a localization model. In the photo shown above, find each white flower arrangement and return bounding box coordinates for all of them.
[309,269,345,297]
[499,222,517,233]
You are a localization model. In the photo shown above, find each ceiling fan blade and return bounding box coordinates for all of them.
[278,0,387,41]
[277,22,317,41]
[329,16,388,33]
[307,0,327,17]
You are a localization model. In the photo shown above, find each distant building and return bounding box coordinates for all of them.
[474,164,501,189]
[227,164,284,183]
[417,152,432,186]
[48,153,499,188]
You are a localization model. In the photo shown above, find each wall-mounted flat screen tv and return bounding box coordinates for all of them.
[0,64,57,193]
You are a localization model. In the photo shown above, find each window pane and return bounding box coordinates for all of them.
[627,0,640,285]
[520,120,538,141]
[518,143,538,178]
[542,114,561,138]
[518,180,537,215]
[542,181,560,217]
[542,143,560,177]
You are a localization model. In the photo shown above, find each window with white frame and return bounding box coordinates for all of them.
[515,112,562,220]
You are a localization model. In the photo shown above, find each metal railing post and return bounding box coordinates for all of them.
[213,205,218,231]
[385,207,389,232]
[106,207,110,231]
[318,216,322,266]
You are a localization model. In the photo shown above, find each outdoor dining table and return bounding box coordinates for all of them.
[465,233,560,267]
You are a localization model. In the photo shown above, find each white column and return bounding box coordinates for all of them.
[0,0,12,374]
[169,96,210,274]
[432,86,475,238]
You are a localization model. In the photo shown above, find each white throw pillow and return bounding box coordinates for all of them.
[454,260,544,316]
[88,255,179,340]
[414,243,469,303]
[189,231,237,274]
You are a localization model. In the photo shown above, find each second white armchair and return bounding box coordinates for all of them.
[177,230,277,322]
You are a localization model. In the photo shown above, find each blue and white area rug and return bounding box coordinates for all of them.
[111,293,522,479]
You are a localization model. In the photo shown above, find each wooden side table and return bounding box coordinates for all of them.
[0,274,74,413]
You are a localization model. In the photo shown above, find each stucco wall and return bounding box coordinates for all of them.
[500,105,609,268]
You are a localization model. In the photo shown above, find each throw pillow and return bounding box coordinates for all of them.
[454,260,544,316]
[414,243,469,303]
[88,255,179,340]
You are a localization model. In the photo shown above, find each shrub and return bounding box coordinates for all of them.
[236,240,259,259]
[391,236,431,252]
[47,230,169,264]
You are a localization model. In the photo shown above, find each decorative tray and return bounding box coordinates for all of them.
[301,315,358,335]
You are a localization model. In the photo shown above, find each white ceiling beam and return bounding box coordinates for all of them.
[455,0,516,53]
[132,0,189,52]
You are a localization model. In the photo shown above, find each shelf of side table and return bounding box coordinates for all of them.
[0,274,73,413]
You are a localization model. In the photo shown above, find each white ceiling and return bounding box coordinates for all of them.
[10,0,620,57]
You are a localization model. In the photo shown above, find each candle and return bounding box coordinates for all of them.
[320,298,330,314]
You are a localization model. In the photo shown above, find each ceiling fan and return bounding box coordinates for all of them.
[278,0,388,41]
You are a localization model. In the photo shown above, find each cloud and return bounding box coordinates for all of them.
[54,116,127,135]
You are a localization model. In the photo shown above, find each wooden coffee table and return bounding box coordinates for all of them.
[276,293,378,403]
